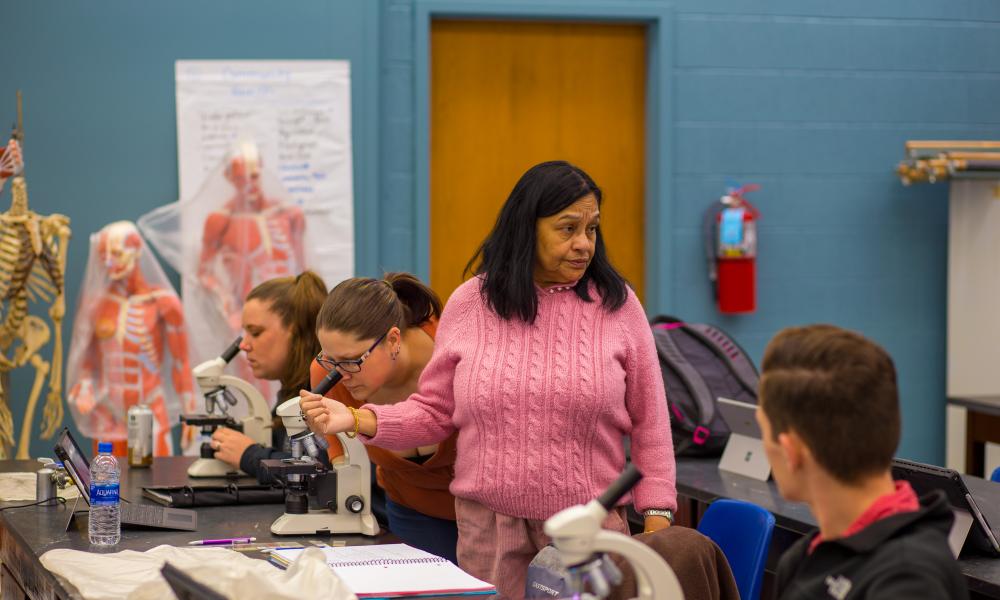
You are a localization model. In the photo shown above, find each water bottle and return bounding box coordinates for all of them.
[89,441,121,545]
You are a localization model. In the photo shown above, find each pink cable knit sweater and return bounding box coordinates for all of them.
[363,277,676,520]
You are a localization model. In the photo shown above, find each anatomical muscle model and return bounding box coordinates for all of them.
[198,141,306,330]
[139,141,306,431]
[67,221,194,456]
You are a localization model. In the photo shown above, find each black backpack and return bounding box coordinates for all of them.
[651,315,759,457]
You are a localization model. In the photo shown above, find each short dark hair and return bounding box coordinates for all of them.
[464,160,627,323]
[760,324,900,484]
[316,272,442,340]
[246,271,327,399]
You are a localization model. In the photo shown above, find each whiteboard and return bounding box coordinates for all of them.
[175,59,354,287]
[947,180,1000,397]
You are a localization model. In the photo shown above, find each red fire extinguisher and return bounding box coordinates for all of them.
[704,184,760,314]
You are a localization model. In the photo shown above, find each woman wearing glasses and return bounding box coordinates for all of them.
[208,271,328,480]
[302,161,676,597]
[307,273,459,563]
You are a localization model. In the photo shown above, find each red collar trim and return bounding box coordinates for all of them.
[807,480,919,554]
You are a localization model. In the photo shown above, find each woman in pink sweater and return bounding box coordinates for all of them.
[302,161,676,598]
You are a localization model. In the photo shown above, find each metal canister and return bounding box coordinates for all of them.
[127,403,154,468]
[36,468,56,503]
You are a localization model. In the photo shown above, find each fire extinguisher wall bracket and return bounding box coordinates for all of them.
[704,186,759,315]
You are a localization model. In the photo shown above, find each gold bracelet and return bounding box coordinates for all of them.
[345,406,360,439]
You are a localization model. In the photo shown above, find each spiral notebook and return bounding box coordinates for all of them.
[269,543,496,597]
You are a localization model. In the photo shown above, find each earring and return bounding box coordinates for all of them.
[391,346,400,361]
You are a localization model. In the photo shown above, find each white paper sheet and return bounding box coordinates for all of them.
[175,59,355,303]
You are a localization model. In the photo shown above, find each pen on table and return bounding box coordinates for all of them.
[187,537,256,546]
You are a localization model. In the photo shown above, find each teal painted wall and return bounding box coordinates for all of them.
[6,0,1000,464]
[0,1,381,458]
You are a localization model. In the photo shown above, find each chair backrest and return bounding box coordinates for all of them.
[697,498,776,600]
[991,466,1000,483]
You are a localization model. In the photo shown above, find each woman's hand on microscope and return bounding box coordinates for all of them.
[300,390,355,435]
[211,427,255,467]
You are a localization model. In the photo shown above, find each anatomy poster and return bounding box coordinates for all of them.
[168,60,354,407]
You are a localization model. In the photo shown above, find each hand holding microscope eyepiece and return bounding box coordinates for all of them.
[261,369,378,536]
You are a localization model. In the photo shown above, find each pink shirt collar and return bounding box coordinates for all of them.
[534,279,580,295]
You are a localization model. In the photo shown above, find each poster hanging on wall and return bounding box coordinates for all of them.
[149,61,353,428]
[174,59,353,285]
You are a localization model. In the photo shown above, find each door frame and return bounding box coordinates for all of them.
[414,1,675,312]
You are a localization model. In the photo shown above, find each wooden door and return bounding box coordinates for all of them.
[430,19,647,302]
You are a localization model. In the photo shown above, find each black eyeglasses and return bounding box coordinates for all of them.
[316,331,388,374]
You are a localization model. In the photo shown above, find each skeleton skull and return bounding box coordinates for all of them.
[98,221,142,281]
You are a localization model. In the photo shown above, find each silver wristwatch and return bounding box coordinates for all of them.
[643,508,675,524]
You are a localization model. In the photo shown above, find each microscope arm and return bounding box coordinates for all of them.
[545,465,685,600]
[215,375,272,445]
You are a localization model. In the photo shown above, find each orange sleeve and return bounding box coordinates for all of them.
[420,317,438,340]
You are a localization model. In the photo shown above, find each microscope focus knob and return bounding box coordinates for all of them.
[345,495,365,514]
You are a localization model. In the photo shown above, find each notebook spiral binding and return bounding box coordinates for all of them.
[329,557,447,568]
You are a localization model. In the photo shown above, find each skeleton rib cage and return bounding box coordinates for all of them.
[0,175,70,459]
[0,218,63,345]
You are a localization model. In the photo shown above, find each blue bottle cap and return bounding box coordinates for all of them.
[98,442,113,453]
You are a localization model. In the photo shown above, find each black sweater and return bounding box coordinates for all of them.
[776,490,968,600]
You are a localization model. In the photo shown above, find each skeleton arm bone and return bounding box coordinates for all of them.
[37,214,70,438]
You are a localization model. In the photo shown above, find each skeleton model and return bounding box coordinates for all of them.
[67,222,194,456]
[0,126,71,459]
[198,142,306,332]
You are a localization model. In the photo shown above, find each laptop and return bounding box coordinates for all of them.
[716,397,771,481]
[891,457,1000,557]
[53,428,198,531]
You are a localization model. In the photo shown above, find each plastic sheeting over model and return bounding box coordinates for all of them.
[66,221,195,456]
[140,141,307,419]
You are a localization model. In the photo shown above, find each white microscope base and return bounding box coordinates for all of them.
[187,458,247,478]
[270,511,379,537]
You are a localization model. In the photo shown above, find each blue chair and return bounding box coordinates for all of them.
[697,499,776,600]
[991,466,1000,483]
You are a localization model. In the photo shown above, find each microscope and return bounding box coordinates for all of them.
[180,336,273,478]
[544,465,685,600]
[261,369,379,536]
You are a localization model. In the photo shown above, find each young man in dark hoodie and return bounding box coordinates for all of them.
[755,324,968,600]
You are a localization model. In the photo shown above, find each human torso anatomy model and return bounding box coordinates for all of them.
[68,222,193,456]
[197,144,305,331]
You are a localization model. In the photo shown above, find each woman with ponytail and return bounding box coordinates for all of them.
[208,271,328,480]
[303,272,459,562]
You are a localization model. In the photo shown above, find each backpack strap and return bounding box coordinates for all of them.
[682,323,759,397]
[653,324,716,450]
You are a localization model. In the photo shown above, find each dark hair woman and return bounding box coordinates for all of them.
[466,160,627,323]
[302,161,675,597]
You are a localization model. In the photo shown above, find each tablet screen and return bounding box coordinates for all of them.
[55,428,92,493]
